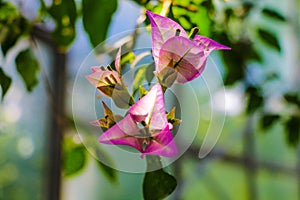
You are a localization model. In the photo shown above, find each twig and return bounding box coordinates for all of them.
[160,0,172,17]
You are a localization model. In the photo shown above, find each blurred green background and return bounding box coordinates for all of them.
[0,0,299,199]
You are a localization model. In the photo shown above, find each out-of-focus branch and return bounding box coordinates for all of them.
[243,115,257,200]
[184,145,299,176]
[287,0,300,198]
[31,25,66,200]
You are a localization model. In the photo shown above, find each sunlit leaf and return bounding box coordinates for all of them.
[132,65,148,94]
[258,28,281,52]
[15,49,40,92]
[285,116,300,147]
[82,0,117,47]
[0,67,12,100]
[1,16,28,55]
[167,107,182,127]
[139,85,148,98]
[171,3,210,36]
[120,51,135,67]
[63,146,86,176]
[260,114,280,131]
[47,0,77,50]
[143,156,177,200]
[132,63,154,96]
[262,8,286,22]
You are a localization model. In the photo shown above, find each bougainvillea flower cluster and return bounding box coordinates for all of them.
[86,11,230,158]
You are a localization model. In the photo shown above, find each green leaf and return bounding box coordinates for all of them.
[132,0,151,5]
[262,8,286,22]
[15,49,40,92]
[1,16,28,56]
[0,67,12,100]
[145,63,155,84]
[97,161,117,183]
[258,28,281,52]
[242,2,254,16]
[246,86,263,113]
[47,0,77,50]
[63,146,86,176]
[95,147,117,182]
[120,51,135,67]
[143,156,177,200]
[218,37,248,85]
[133,65,147,93]
[284,93,300,107]
[285,116,300,147]
[260,114,280,131]
[82,0,117,47]
[132,64,154,95]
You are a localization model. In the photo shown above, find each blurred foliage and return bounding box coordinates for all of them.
[285,116,300,147]
[15,48,40,92]
[132,63,155,95]
[0,126,44,200]
[257,28,281,52]
[82,0,118,47]
[46,0,77,50]
[0,1,29,55]
[63,137,87,177]
[0,67,11,100]
[143,156,177,200]
[0,0,299,199]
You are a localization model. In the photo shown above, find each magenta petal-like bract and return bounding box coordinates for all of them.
[98,84,178,157]
[193,35,231,54]
[85,68,120,89]
[143,126,178,157]
[158,36,206,83]
[129,84,168,130]
[146,10,187,65]
[146,10,230,84]
[98,115,143,152]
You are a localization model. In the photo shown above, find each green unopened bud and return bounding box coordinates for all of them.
[166,107,182,126]
[175,29,181,36]
[92,102,123,129]
[188,27,199,39]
